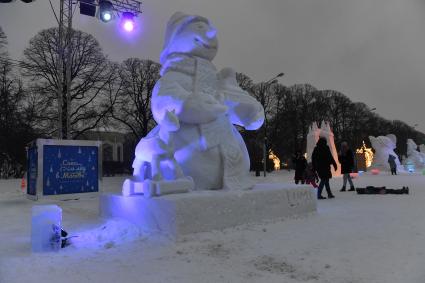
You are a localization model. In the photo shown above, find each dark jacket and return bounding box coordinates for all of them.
[292,155,307,179]
[312,139,337,179]
[388,154,397,169]
[338,149,354,174]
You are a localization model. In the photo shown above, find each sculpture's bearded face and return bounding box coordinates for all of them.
[168,20,218,61]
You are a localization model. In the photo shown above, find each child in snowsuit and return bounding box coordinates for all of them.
[388,154,397,175]
[304,162,319,189]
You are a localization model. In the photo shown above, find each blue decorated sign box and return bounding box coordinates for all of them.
[27,139,102,200]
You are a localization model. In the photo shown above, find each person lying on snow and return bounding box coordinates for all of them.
[356,186,409,195]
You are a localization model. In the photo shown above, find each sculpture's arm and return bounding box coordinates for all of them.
[224,91,265,130]
[218,68,264,130]
[152,71,227,125]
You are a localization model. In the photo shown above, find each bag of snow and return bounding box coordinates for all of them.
[31,205,62,252]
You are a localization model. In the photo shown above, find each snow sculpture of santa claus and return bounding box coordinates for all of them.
[131,12,264,191]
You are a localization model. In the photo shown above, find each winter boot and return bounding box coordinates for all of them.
[340,186,346,192]
[328,194,335,199]
[348,186,355,191]
[318,195,326,199]
[404,186,409,194]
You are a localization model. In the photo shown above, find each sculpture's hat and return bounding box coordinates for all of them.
[160,12,210,64]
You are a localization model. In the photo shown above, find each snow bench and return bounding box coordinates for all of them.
[100,183,316,238]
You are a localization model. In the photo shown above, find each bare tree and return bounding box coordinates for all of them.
[0,27,35,178]
[0,27,7,59]
[109,58,160,140]
[236,72,254,92]
[21,27,117,139]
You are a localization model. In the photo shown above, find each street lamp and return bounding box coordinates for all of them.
[370,107,376,111]
[260,72,284,177]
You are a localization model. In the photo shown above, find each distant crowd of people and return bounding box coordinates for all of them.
[292,137,406,199]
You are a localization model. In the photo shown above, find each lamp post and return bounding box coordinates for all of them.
[260,72,284,177]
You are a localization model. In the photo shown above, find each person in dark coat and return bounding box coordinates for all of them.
[338,141,355,191]
[312,137,337,199]
[292,151,307,184]
[388,154,397,175]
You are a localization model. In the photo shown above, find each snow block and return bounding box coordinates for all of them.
[100,183,316,238]
[31,205,62,252]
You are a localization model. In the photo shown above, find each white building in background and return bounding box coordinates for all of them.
[80,130,127,163]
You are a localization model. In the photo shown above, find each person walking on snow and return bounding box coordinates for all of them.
[388,154,397,175]
[312,137,337,199]
[338,141,355,191]
[292,150,307,184]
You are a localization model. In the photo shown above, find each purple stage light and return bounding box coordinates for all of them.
[123,20,134,32]
[121,12,135,32]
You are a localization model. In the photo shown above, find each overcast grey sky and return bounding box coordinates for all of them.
[0,0,424,133]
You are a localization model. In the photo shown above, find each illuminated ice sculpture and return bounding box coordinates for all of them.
[404,139,425,170]
[123,12,264,196]
[306,121,341,176]
[369,134,403,171]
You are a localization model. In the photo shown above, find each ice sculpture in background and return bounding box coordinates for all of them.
[306,122,320,163]
[369,134,403,171]
[306,121,341,176]
[123,12,264,196]
[404,139,425,170]
[420,144,425,154]
[320,121,341,176]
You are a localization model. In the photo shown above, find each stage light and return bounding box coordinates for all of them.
[121,12,135,32]
[102,12,112,22]
[99,0,113,23]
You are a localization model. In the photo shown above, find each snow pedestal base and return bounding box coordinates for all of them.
[100,183,316,238]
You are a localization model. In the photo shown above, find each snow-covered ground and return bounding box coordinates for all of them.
[1,171,424,283]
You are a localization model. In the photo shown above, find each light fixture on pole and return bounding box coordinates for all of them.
[261,72,284,177]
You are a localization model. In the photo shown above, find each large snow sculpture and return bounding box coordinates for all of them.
[306,121,341,176]
[404,139,425,170]
[123,12,264,195]
[369,134,403,171]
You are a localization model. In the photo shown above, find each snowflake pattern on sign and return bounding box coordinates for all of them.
[43,145,99,195]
